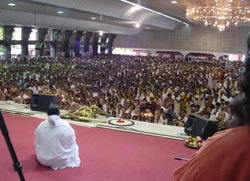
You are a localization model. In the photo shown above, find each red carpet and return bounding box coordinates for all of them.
[0,113,195,181]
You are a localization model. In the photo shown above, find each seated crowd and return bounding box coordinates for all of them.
[0,55,242,129]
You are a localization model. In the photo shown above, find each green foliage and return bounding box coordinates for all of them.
[0,46,3,54]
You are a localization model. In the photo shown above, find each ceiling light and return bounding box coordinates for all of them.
[99,30,103,36]
[57,11,64,14]
[135,23,140,28]
[91,17,96,20]
[171,1,178,4]
[120,0,188,25]
[186,0,250,31]
[8,3,16,6]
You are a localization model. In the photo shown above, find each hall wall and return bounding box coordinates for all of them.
[114,25,250,54]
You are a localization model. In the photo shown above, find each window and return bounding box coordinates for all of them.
[28,45,36,56]
[113,48,135,55]
[11,45,22,56]
[0,45,4,58]
[0,26,3,40]
[44,29,52,41]
[12,27,22,40]
[29,29,38,41]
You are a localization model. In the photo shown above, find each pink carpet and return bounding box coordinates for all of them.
[0,113,195,181]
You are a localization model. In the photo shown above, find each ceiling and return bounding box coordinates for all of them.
[0,0,249,35]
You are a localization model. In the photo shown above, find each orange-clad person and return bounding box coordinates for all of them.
[174,124,250,181]
[174,34,250,181]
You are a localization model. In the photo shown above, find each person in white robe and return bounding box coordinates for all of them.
[34,104,81,170]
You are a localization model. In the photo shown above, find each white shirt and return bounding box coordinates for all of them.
[34,115,81,170]
[29,86,39,94]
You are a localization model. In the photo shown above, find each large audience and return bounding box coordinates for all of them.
[0,55,242,129]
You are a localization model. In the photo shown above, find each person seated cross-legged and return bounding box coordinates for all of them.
[34,104,81,170]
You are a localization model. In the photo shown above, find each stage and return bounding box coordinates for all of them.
[0,101,195,181]
[0,101,188,140]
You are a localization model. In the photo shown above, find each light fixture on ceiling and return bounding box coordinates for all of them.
[134,23,140,28]
[120,0,188,25]
[99,30,103,36]
[57,11,64,14]
[8,2,16,6]
[186,0,250,31]
[171,1,178,4]
[91,17,96,20]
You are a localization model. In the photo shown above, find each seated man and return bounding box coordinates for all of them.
[214,110,227,131]
[34,104,81,170]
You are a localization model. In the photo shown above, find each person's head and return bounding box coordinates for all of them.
[204,98,210,106]
[150,97,155,103]
[112,110,116,117]
[194,95,200,100]
[220,90,225,95]
[179,111,186,118]
[194,104,200,112]
[217,111,226,121]
[215,102,221,109]
[190,104,196,113]
[47,103,60,116]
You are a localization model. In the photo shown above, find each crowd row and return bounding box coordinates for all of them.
[0,55,242,128]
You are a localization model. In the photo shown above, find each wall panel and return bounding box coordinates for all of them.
[114,26,250,54]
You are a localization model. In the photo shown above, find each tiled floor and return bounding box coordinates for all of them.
[0,101,188,140]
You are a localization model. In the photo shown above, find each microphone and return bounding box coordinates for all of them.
[174,157,190,161]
